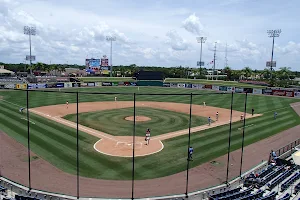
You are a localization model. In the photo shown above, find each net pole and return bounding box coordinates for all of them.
[76,92,79,199]
[131,93,136,200]
[27,90,31,191]
[225,92,234,184]
[185,93,193,197]
[239,93,248,177]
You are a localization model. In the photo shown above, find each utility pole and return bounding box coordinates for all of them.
[213,42,217,80]
[267,29,281,79]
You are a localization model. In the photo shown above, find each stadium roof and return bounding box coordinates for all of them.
[0,68,14,74]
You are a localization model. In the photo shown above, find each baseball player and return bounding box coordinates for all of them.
[115,96,117,102]
[19,107,25,114]
[240,114,244,122]
[66,101,69,109]
[216,112,219,121]
[251,108,254,116]
[208,116,211,126]
[203,102,206,107]
[145,128,150,145]
[188,146,194,161]
[274,112,277,119]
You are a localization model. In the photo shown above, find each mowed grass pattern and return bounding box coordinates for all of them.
[64,107,209,136]
[0,87,299,180]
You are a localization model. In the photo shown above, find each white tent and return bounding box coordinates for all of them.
[292,150,300,165]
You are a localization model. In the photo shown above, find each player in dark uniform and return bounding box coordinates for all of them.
[188,146,194,161]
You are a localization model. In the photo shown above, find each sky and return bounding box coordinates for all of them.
[0,0,300,70]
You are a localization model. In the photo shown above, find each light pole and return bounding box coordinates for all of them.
[24,26,36,75]
[196,37,207,76]
[106,36,116,77]
[267,29,281,79]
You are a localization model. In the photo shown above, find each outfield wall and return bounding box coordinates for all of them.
[6,81,300,98]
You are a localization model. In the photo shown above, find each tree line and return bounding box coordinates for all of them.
[1,62,299,87]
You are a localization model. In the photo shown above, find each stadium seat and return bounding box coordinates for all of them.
[277,193,291,200]
[281,172,300,191]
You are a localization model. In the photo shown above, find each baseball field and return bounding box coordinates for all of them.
[0,86,300,197]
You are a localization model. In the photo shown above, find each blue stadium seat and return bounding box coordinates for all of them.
[281,172,300,192]
[277,193,291,200]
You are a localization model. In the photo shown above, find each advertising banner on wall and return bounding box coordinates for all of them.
[192,84,199,89]
[212,85,219,91]
[16,84,27,89]
[177,83,185,88]
[185,84,192,88]
[64,82,72,88]
[81,83,88,87]
[219,86,227,91]
[294,92,300,98]
[95,82,102,87]
[112,82,118,86]
[253,88,263,95]
[0,84,5,88]
[87,82,95,87]
[272,90,286,96]
[227,87,235,92]
[163,83,171,87]
[170,83,178,88]
[4,84,16,89]
[203,85,212,89]
[130,82,137,86]
[262,89,273,95]
[285,91,294,97]
[124,82,130,86]
[72,83,81,87]
[118,82,124,86]
[102,82,112,86]
[55,83,64,88]
[27,83,47,89]
[244,88,253,93]
[235,87,244,93]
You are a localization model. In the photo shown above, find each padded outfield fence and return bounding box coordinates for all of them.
[0,88,299,199]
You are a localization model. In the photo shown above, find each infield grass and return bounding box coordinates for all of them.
[0,87,299,181]
[64,107,209,137]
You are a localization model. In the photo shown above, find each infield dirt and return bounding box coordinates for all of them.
[30,101,261,157]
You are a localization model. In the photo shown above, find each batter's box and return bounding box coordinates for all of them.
[115,141,143,149]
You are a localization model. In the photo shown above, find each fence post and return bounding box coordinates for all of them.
[226,92,234,184]
[76,92,79,199]
[185,93,193,197]
[239,92,248,177]
[26,89,31,191]
[131,93,136,200]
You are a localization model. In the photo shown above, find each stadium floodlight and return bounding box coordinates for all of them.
[24,26,37,75]
[196,37,207,76]
[106,36,116,77]
[267,29,281,79]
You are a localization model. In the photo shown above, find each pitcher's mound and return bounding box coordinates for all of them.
[125,116,151,122]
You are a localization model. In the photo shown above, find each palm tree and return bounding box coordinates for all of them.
[277,67,291,80]
[223,66,232,81]
[242,66,252,79]
[262,68,271,79]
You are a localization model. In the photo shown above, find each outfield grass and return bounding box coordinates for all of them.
[64,107,209,137]
[0,87,299,180]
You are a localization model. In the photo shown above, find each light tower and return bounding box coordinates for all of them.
[196,37,207,76]
[24,26,36,75]
[267,29,281,79]
[106,36,116,77]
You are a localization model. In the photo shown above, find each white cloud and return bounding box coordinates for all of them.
[165,30,189,51]
[182,13,204,35]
